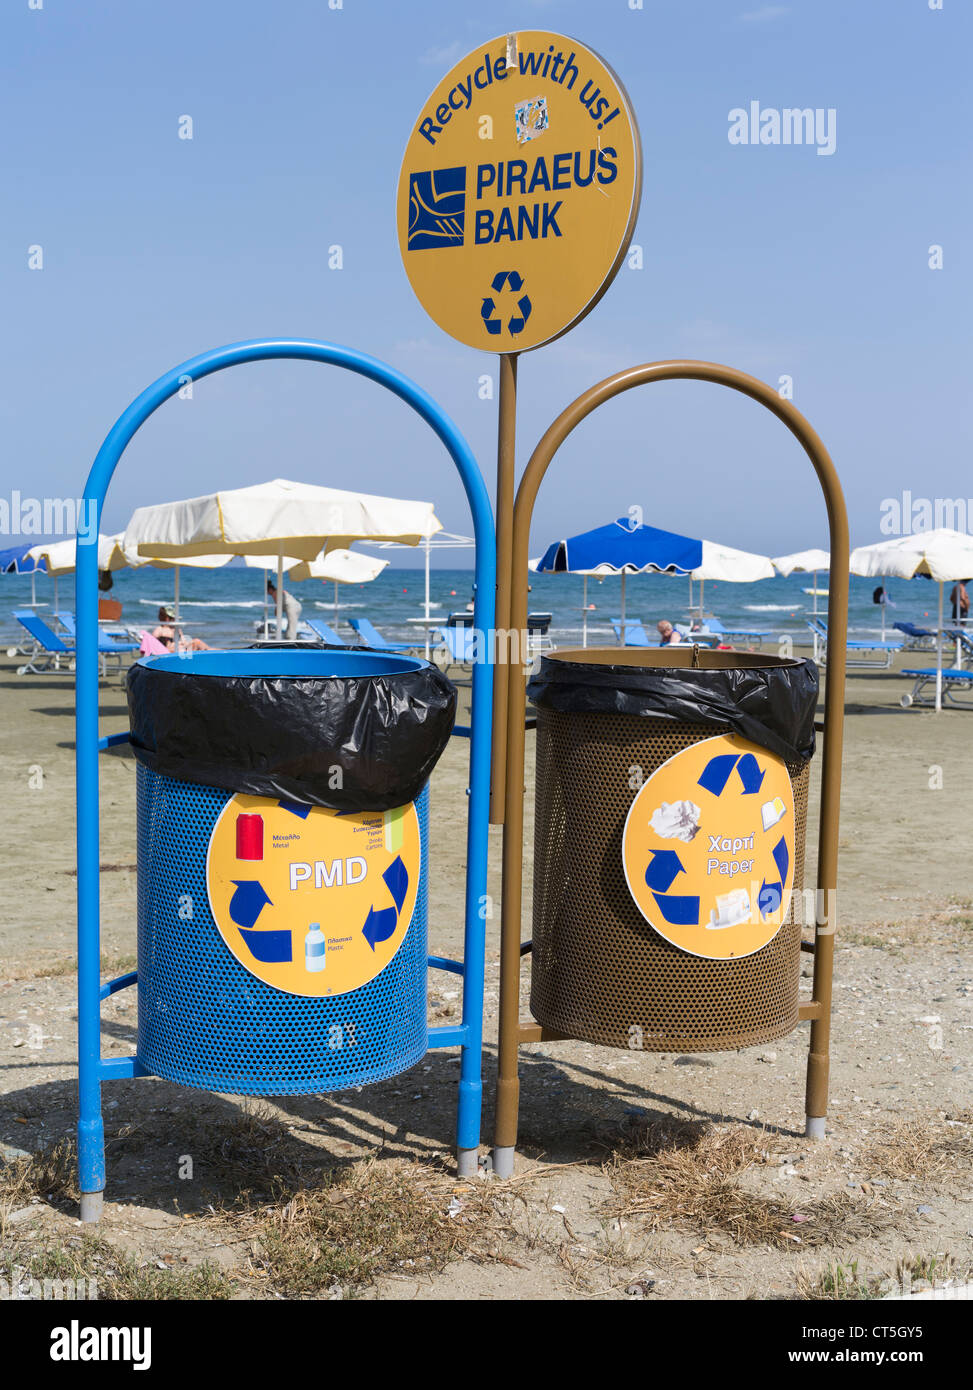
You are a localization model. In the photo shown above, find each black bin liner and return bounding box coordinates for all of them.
[127,653,457,812]
[527,648,818,764]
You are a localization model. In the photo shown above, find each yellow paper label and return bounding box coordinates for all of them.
[622,734,796,960]
[206,794,421,997]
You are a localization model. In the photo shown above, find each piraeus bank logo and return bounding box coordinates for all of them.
[408,149,616,253]
[407,167,467,250]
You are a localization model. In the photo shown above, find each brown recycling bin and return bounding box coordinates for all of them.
[528,647,819,1053]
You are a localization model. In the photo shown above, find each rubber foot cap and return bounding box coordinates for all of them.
[492,1145,515,1179]
[80,1191,104,1224]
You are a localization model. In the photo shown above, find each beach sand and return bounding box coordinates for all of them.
[1,648,971,1300]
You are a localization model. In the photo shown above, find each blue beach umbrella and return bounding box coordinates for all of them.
[536,517,703,645]
[0,543,47,607]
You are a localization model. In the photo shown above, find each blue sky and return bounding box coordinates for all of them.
[2,0,969,565]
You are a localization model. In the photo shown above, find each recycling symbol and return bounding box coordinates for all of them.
[621,734,797,961]
[206,793,422,997]
[481,271,532,336]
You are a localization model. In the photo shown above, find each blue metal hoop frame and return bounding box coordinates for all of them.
[76,339,496,1212]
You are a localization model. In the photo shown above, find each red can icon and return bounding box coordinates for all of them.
[235,813,264,860]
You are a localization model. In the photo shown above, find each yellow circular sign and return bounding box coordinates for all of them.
[622,734,795,960]
[397,31,642,352]
[205,794,421,997]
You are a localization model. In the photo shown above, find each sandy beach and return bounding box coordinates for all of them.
[1,647,971,1300]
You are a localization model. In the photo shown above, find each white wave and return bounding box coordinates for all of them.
[743,603,801,612]
[137,598,266,609]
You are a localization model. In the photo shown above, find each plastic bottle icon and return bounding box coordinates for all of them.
[236,813,264,860]
[304,923,326,973]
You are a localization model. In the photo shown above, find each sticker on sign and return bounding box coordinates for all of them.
[396,32,642,353]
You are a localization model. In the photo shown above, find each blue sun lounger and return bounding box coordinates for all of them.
[807,617,902,669]
[304,618,348,645]
[435,623,479,668]
[900,667,973,709]
[55,610,131,644]
[610,617,652,647]
[945,628,973,663]
[893,621,939,651]
[13,608,138,676]
[692,616,772,645]
[347,617,417,652]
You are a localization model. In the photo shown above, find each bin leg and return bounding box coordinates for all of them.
[77,657,107,1220]
[77,1037,105,1222]
[453,628,494,1175]
[804,923,835,1140]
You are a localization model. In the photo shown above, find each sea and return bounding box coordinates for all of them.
[1,563,958,653]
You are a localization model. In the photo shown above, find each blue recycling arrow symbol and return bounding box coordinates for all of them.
[482,271,532,336]
[229,879,273,929]
[697,753,738,797]
[651,892,700,926]
[698,751,766,796]
[362,854,410,951]
[758,880,783,918]
[644,848,685,893]
[735,753,766,795]
[772,834,789,884]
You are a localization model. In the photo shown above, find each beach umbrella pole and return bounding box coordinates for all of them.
[173,566,180,624]
[620,571,626,645]
[936,581,943,712]
[424,536,431,660]
[582,574,588,649]
[276,547,284,639]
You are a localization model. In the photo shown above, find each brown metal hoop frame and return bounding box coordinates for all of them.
[493,360,849,1165]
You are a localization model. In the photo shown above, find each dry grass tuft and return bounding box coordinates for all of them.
[605,1117,890,1250]
[233,1156,497,1296]
[861,1114,973,1185]
[1,1236,230,1300]
[0,1139,79,1208]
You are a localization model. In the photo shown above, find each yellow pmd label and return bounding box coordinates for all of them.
[396,31,642,352]
[206,793,421,997]
[622,734,795,960]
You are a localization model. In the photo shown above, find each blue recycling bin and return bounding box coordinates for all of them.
[129,647,452,1095]
[73,338,496,1218]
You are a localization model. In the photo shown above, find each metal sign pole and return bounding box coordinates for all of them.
[490,352,518,823]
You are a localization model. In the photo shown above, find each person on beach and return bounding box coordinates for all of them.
[657,619,683,646]
[152,605,211,653]
[267,579,303,638]
[950,580,970,622]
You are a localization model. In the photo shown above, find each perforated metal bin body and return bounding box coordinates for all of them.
[135,769,429,1094]
[529,648,812,1052]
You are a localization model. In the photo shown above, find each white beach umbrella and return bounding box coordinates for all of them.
[287,548,389,625]
[241,549,389,632]
[124,478,441,638]
[850,528,973,711]
[27,533,130,611]
[361,529,474,657]
[773,548,832,644]
[688,540,775,620]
